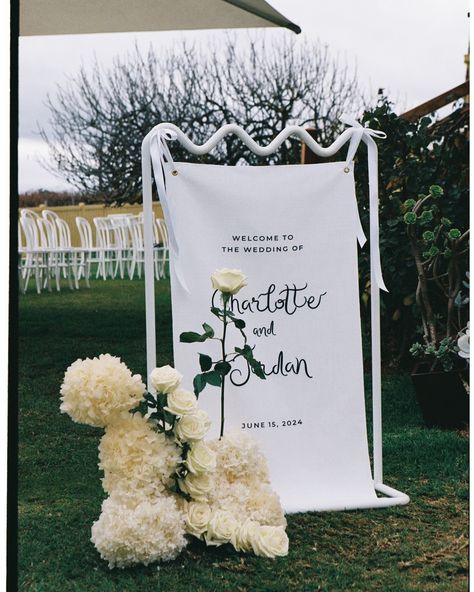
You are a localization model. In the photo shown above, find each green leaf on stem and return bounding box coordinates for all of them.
[203,370,222,387]
[157,392,168,410]
[249,358,266,380]
[163,410,176,425]
[180,331,208,343]
[215,361,231,376]
[202,323,215,338]
[199,353,213,372]
[193,374,207,397]
[144,393,157,408]
[235,344,253,360]
[233,318,246,329]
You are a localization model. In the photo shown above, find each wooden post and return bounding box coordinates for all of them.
[300,128,325,164]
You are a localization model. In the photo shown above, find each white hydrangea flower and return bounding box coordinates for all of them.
[245,484,287,527]
[205,433,287,534]
[60,354,145,427]
[99,413,181,498]
[91,495,187,568]
[208,430,270,483]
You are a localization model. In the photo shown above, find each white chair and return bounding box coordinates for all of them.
[19,210,50,293]
[93,217,121,279]
[42,210,68,281]
[55,216,88,289]
[37,216,75,291]
[126,215,145,279]
[76,217,99,284]
[154,218,169,280]
[107,214,134,279]
[18,220,28,293]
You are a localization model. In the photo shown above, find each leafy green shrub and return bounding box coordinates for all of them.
[355,97,469,367]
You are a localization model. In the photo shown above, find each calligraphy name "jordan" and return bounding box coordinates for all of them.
[230,350,313,386]
[211,283,327,316]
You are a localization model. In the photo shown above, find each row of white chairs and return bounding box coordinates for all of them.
[18,209,169,293]
[18,209,88,294]
[86,213,169,281]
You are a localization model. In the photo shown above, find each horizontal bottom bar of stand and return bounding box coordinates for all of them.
[375,482,410,504]
[285,484,410,514]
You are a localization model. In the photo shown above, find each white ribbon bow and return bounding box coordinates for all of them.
[341,114,387,167]
[340,114,388,292]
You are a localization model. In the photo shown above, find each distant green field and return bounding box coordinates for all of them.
[18,280,468,591]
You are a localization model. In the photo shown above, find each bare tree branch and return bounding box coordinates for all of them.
[40,35,366,204]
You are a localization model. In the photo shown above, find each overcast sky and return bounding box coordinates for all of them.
[18,0,469,192]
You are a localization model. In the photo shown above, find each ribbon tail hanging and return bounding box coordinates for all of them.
[340,114,388,292]
[149,130,190,293]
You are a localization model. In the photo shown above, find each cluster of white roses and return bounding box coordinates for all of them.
[151,366,289,559]
[148,365,216,498]
[184,431,288,558]
[60,354,288,568]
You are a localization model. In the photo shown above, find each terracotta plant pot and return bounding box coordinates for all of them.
[411,363,469,429]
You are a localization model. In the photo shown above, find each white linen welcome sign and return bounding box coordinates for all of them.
[161,160,378,513]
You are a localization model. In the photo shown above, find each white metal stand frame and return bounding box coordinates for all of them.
[141,121,410,510]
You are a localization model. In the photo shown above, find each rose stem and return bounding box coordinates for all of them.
[219,295,228,439]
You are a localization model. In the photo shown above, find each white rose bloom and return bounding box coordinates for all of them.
[175,409,211,442]
[165,388,197,416]
[250,525,289,558]
[149,365,182,394]
[204,510,239,547]
[231,518,259,553]
[211,269,248,295]
[184,502,212,537]
[179,472,213,499]
[186,441,217,474]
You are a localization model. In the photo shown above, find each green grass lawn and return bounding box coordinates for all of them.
[17,280,468,592]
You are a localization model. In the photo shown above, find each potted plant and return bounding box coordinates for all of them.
[402,185,469,429]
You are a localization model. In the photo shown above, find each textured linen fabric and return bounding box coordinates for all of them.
[163,161,378,512]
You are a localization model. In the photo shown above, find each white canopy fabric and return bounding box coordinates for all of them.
[19,0,301,36]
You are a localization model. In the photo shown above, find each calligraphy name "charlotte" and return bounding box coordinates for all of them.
[212,283,327,316]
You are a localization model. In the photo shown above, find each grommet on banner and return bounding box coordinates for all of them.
[344,166,350,173]
[172,170,178,176]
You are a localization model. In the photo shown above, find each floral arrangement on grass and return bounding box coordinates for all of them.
[59,270,288,568]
